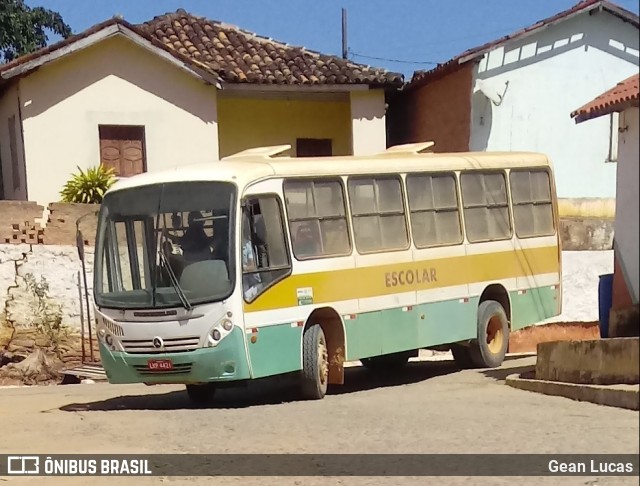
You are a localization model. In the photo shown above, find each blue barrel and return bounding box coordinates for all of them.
[598,273,614,338]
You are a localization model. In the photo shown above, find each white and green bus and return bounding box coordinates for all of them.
[89,142,562,404]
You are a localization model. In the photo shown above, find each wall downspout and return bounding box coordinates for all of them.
[16,79,29,201]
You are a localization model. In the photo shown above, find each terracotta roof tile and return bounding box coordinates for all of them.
[1,10,402,89]
[571,73,640,122]
[138,9,403,87]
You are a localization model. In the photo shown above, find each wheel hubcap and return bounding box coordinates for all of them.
[486,316,504,354]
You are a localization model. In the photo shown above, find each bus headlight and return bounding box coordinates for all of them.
[105,334,114,346]
[221,319,233,331]
[207,318,233,346]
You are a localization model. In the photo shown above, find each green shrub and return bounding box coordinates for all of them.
[60,165,116,203]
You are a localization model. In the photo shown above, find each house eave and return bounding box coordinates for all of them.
[458,3,637,65]
[409,0,639,90]
[218,83,375,92]
[574,100,640,123]
[0,24,120,80]
[0,24,222,89]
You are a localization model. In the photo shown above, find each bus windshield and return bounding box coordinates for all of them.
[94,181,236,309]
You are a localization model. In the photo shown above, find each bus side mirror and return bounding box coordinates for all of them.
[76,229,85,261]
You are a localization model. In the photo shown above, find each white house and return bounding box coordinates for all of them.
[393,0,638,217]
[572,73,639,337]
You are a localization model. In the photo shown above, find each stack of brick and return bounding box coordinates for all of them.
[0,201,45,245]
[45,203,100,246]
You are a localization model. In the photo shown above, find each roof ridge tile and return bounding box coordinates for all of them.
[138,9,403,86]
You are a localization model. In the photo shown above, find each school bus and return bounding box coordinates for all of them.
[89,142,562,404]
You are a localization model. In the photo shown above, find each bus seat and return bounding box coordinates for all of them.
[179,260,230,296]
[294,223,320,256]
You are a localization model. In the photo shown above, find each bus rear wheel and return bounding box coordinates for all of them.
[455,300,509,369]
[300,324,329,400]
[186,384,216,406]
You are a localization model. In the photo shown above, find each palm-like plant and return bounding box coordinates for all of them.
[60,165,116,204]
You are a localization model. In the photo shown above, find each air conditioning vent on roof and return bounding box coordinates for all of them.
[381,141,435,155]
[223,145,292,160]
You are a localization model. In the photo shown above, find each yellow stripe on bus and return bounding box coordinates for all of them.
[243,246,559,313]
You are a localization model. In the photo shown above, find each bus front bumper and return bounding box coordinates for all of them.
[98,327,251,385]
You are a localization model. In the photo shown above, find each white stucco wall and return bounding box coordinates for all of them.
[0,244,93,330]
[615,107,639,304]
[350,90,386,155]
[18,34,219,206]
[469,10,639,199]
[0,84,28,200]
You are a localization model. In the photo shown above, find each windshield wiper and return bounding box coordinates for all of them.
[152,188,164,308]
[158,249,192,311]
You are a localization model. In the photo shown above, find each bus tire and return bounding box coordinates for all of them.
[300,324,329,400]
[451,345,474,369]
[186,384,216,406]
[468,300,510,368]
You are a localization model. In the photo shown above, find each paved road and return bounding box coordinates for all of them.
[0,356,638,486]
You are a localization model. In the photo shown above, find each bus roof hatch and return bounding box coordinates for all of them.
[223,145,292,160]
[382,142,435,155]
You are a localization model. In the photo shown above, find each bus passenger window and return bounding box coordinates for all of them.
[407,173,462,247]
[292,222,320,257]
[284,178,351,259]
[510,169,555,238]
[348,176,408,253]
[461,171,512,242]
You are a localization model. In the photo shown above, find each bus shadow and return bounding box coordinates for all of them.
[59,361,461,412]
[481,364,535,382]
[331,360,459,395]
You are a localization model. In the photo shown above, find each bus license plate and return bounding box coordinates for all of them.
[148,359,173,371]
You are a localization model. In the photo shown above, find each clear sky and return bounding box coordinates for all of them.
[26,0,640,79]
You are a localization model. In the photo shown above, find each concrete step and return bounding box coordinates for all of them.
[506,372,639,410]
[536,337,639,385]
[61,364,107,381]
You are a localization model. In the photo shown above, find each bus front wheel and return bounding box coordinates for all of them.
[300,324,329,400]
[453,300,509,369]
[186,384,216,406]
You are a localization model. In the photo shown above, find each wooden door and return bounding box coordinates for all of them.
[99,126,146,176]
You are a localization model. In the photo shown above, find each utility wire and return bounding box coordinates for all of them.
[349,52,441,65]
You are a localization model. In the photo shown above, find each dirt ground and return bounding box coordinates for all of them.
[509,322,600,353]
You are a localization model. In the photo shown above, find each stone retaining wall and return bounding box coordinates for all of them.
[559,218,614,251]
[0,244,94,330]
[0,242,96,372]
[536,338,640,385]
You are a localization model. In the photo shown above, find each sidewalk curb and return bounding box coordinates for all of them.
[505,373,640,411]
